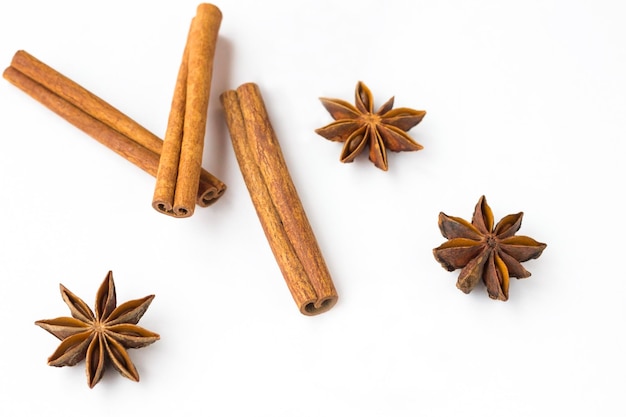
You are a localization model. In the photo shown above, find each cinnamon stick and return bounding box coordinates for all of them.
[3,50,226,206]
[153,3,222,217]
[220,83,338,316]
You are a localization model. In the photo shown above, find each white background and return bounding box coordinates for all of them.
[1,0,625,415]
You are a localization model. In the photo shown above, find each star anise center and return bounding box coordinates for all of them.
[360,112,381,126]
[92,321,105,333]
[485,234,498,249]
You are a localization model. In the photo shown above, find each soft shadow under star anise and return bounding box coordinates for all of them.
[35,271,159,388]
[433,196,547,301]
[315,81,426,171]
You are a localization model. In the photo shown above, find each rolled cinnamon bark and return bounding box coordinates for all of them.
[221,83,338,316]
[3,51,226,206]
[153,30,190,214]
[153,3,222,217]
[4,66,159,174]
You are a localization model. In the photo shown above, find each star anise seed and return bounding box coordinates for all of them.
[315,81,426,171]
[35,271,159,388]
[433,196,547,301]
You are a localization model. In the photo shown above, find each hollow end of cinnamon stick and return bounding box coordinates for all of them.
[152,200,174,216]
[197,180,226,207]
[197,175,226,206]
[300,295,338,316]
[220,84,338,316]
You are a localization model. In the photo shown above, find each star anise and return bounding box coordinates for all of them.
[315,81,426,171]
[35,271,160,388]
[433,196,547,301]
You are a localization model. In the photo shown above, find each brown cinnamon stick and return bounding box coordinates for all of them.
[220,83,338,316]
[153,3,222,217]
[3,50,226,206]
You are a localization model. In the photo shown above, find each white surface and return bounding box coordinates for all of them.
[1,0,625,415]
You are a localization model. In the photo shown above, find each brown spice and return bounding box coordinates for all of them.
[153,3,222,217]
[3,50,226,206]
[221,83,338,315]
[315,81,426,171]
[433,196,547,301]
[35,271,159,388]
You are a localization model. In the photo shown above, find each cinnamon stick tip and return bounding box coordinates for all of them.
[174,206,193,217]
[219,89,238,104]
[197,3,223,19]
[235,82,261,95]
[9,50,31,68]
[152,200,172,213]
[2,66,12,81]
[151,200,193,218]
[220,83,261,103]
[300,295,338,316]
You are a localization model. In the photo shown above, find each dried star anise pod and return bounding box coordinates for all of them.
[433,196,547,301]
[35,271,159,388]
[315,81,426,171]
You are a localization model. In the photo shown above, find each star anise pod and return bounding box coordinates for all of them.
[315,81,426,171]
[433,196,547,301]
[35,271,160,388]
